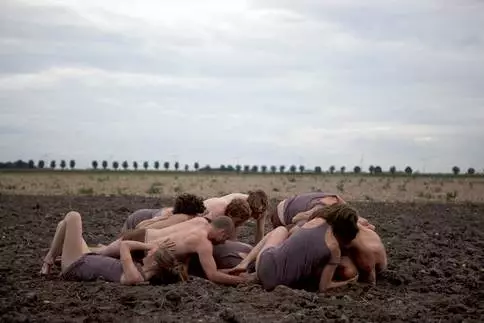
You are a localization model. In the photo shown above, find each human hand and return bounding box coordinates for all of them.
[227,264,248,275]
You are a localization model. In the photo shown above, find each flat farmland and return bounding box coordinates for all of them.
[1,171,484,203]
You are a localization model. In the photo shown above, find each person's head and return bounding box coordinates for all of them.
[172,193,206,215]
[207,215,235,244]
[225,198,251,227]
[247,189,269,220]
[142,242,188,285]
[311,204,359,246]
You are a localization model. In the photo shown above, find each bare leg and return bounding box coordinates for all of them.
[93,238,122,258]
[232,227,289,272]
[335,256,358,281]
[40,211,90,274]
[60,211,90,271]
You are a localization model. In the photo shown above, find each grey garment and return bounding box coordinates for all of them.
[283,192,334,225]
[123,208,162,230]
[257,223,331,291]
[213,241,253,269]
[60,253,143,283]
[188,241,255,277]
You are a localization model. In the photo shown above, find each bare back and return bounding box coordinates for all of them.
[204,193,248,218]
[351,225,387,271]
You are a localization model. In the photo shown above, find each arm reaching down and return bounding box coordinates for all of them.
[255,215,266,244]
[119,241,150,285]
[318,245,358,292]
[197,241,248,285]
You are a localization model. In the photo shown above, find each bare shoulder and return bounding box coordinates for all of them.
[223,193,248,201]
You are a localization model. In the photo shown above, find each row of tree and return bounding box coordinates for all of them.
[0,160,479,175]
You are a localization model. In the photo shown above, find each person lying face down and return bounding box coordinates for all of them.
[40,211,185,285]
[269,191,375,230]
[203,190,269,243]
[226,204,360,292]
[96,215,252,286]
[121,193,206,232]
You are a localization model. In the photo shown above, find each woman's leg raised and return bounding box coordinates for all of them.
[60,211,90,272]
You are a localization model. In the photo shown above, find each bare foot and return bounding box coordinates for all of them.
[40,259,53,275]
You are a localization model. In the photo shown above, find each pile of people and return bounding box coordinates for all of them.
[40,191,387,292]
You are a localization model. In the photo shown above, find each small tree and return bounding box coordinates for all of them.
[92,160,98,170]
[133,161,138,170]
[220,165,226,171]
[315,166,322,173]
[340,166,346,174]
[290,165,296,173]
[184,164,189,172]
[251,165,259,173]
[60,160,66,170]
[369,165,375,174]
[261,165,267,173]
[122,161,129,170]
[389,166,396,175]
[329,165,335,174]
[270,165,277,173]
[235,165,242,173]
[405,166,413,175]
[113,161,119,170]
[452,166,460,175]
[353,166,361,174]
[374,166,382,174]
[467,167,475,175]
[243,165,250,173]
[194,162,199,171]
[227,165,234,172]
[102,160,108,170]
[164,162,169,171]
[69,160,75,169]
[50,160,56,169]
[154,161,160,170]
[28,160,35,169]
[174,162,179,171]
[38,160,45,169]
[143,161,149,170]
[279,165,286,173]
[299,165,305,173]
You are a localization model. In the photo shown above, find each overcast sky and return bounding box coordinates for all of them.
[1,0,483,172]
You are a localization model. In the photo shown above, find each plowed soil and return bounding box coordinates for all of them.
[0,194,483,322]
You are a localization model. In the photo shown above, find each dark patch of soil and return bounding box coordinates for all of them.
[0,194,483,322]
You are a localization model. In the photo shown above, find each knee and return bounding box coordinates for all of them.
[273,226,289,236]
[341,265,358,280]
[65,211,81,222]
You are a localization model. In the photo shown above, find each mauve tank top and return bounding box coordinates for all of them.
[283,192,332,224]
[271,223,331,287]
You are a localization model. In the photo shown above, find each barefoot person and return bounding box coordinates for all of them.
[40,211,183,285]
[335,223,388,285]
[97,215,251,285]
[270,192,374,230]
[122,193,206,232]
[227,204,360,292]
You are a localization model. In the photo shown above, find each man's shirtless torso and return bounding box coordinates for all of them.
[204,193,249,218]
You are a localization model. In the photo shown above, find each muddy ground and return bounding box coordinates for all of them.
[0,194,483,322]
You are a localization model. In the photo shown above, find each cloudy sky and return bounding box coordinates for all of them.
[1,0,483,172]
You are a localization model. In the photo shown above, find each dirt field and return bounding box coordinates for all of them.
[0,194,483,322]
[1,171,484,203]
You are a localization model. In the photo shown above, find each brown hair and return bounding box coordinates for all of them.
[310,204,359,243]
[247,190,269,219]
[211,215,236,237]
[172,193,206,215]
[225,198,251,227]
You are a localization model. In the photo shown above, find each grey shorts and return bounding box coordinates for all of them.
[61,253,124,282]
[124,209,159,230]
[257,247,279,291]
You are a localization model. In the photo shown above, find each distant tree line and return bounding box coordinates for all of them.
[0,160,479,175]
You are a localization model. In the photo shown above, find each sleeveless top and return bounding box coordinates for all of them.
[283,192,332,224]
[271,223,332,287]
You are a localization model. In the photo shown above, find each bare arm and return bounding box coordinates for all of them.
[255,215,266,244]
[142,214,190,230]
[292,205,325,223]
[119,241,149,285]
[197,241,247,285]
[318,246,358,292]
